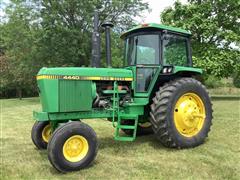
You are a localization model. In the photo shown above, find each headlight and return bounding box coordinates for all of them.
[162,67,168,73]
[162,66,173,74]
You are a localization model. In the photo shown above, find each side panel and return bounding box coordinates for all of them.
[38,79,59,112]
[59,80,92,112]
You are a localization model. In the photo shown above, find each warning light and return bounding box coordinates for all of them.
[141,24,149,27]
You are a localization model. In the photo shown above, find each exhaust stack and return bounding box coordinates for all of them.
[91,11,101,67]
[101,21,114,67]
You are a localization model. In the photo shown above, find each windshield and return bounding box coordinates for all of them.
[124,34,160,66]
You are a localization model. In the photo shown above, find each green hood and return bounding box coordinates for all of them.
[37,67,133,81]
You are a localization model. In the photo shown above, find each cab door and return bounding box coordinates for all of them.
[132,34,161,96]
[135,66,159,93]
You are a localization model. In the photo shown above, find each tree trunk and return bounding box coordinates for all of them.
[17,87,22,100]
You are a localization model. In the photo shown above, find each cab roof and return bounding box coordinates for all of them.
[120,23,191,39]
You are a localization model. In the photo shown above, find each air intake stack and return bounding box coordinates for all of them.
[101,21,114,68]
[91,11,101,67]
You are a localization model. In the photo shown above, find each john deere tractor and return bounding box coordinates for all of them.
[31,13,213,172]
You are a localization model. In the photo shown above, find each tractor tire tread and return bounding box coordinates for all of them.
[150,77,213,148]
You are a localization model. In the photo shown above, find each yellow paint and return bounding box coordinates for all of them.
[125,78,133,81]
[174,93,206,137]
[63,135,89,162]
[36,75,133,81]
[41,124,51,143]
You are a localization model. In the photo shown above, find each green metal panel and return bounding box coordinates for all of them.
[59,80,92,112]
[34,109,136,121]
[37,67,133,79]
[48,110,113,121]
[174,66,202,74]
[120,23,191,39]
[38,79,59,112]
[33,111,49,121]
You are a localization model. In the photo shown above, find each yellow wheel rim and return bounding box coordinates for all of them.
[63,135,89,162]
[42,124,51,143]
[174,93,206,137]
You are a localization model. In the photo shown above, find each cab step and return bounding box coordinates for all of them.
[114,136,136,141]
[117,125,135,129]
[114,116,138,142]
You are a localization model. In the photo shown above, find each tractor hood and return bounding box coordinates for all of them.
[36,67,133,113]
[37,67,133,81]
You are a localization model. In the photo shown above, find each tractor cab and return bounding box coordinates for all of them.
[121,23,192,67]
[121,23,193,93]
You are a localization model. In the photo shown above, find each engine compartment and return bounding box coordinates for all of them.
[93,81,132,109]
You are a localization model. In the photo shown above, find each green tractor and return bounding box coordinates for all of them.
[31,13,213,172]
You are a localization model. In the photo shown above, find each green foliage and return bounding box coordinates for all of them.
[163,35,188,66]
[0,2,39,98]
[161,0,240,78]
[0,0,149,98]
[204,75,223,89]
[233,73,240,88]
[164,43,187,66]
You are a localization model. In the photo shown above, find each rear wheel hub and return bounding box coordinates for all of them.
[174,93,206,137]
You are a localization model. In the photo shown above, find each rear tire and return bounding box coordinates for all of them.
[31,121,51,149]
[47,121,98,172]
[150,78,213,148]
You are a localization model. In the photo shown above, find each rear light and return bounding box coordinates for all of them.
[141,23,149,27]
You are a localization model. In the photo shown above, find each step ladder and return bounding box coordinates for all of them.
[114,116,138,141]
[111,81,138,141]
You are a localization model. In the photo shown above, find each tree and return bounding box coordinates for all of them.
[0,0,149,98]
[0,1,39,99]
[35,0,149,67]
[161,0,240,78]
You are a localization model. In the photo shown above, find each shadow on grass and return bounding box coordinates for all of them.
[35,146,99,175]
[32,134,179,175]
[36,148,48,160]
[98,134,176,152]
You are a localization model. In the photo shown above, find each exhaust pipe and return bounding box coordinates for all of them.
[101,21,114,67]
[91,11,101,67]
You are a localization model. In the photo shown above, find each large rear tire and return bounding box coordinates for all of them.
[150,78,213,148]
[47,121,98,172]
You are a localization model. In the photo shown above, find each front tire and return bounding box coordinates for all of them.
[47,121,98,172]
[150,78,213,148]
[31,121,51,149]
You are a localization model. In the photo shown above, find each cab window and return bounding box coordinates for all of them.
[162,34,189,66]
[125,34,160,65]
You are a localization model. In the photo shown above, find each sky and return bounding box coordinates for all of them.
[139,0,188,23]
[0,0,188,22]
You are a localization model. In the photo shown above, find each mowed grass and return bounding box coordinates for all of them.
[1,98,240,179]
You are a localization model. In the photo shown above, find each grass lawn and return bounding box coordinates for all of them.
[1,98,240,179]
[208,87,240,96]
